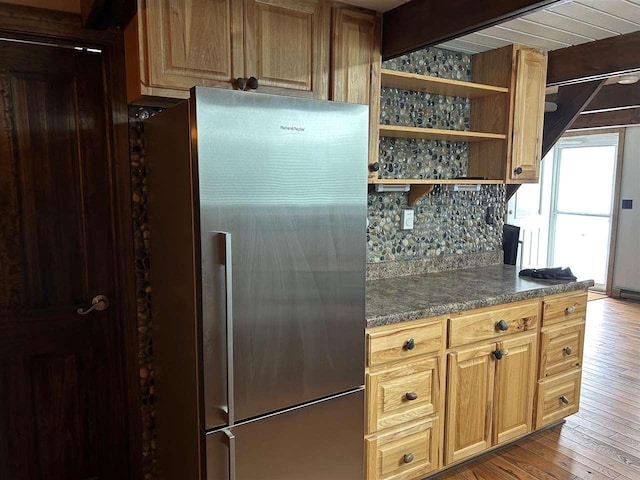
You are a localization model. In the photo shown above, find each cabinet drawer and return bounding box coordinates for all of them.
[367,321,444,368]
[535,369,581,429]
[448,301,539,348]
[366,417,440,480]
[542,291,587,327]
[367,357,440,434]
[539,321,585,379]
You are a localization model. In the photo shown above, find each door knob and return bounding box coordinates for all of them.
[405,392,418,401]
[514,166,523,175]
[563,346,573,356]
[403,338,415,350]
[565,305,576,315]
[403,453,414,464]
[77,295,110,315]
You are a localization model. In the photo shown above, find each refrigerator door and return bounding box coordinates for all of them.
[205,430,230,480]
[223,389,363,480]
[197,88,368,422]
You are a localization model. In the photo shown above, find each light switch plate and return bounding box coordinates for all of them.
[402,209,415,230]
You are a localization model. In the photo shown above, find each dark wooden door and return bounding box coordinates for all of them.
[0,39,130,479]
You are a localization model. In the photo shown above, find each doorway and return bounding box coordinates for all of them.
[0,13,138,479]
[508,131,622,292]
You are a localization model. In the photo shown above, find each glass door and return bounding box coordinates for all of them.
[548,135,618,291]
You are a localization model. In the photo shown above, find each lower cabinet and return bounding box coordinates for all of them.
[493,332,537,445]
[365,289,588,480]
[535,291,587,429]
[444,343,495,464]
[444,331,537,465]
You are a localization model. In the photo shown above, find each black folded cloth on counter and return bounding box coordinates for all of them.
[519,267,577,281]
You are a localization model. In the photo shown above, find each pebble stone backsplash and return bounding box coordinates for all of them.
[368,47,505,263]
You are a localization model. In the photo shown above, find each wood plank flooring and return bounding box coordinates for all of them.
[433,298,640,480]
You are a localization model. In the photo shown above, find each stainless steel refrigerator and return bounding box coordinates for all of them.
[145,87,368,480]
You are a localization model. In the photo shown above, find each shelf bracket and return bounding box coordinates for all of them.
[408,185,434,205]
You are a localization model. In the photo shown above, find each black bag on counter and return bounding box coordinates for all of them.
[519,267,577,281]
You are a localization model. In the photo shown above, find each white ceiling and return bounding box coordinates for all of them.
[439,0,640,53]
[347,0,640,53]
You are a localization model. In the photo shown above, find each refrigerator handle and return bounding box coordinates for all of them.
[221,232,235,425]
[224,429,236,480]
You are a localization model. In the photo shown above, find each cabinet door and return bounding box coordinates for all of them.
[330,7,378,104]
[445,344,495,465]
[509,47,547,183]
[143,0,244,92]
[493,332,537,445]
[330,6,381,172]
[245,0,329,98]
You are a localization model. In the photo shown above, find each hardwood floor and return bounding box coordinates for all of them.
[434,298,640,480]
[587,291,607,302]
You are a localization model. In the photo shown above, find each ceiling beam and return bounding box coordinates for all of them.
[570,107,640,130]
[382,0,561,60]
[81,0,135,29]
[547,31,640,86]
[582,82,640,113]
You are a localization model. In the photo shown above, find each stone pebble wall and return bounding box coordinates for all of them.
[367,47,506,263]
[129,106,161,480]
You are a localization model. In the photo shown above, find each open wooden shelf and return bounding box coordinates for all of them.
[379,125,506,142]
[380,69,509,98]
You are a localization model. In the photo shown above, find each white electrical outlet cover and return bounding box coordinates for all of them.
[402,209,414,230]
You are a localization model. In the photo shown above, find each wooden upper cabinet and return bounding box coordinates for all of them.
[244,0,329,98]
[125,0,330,103]
[510,46,548,183]
[330,5,381,167]
[148,0,243,89]
[125,0,243,102]
[470,44,547,183]
[330,6,379,104]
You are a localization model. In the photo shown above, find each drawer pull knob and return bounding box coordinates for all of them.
[563,346,573,356]
[235,77,247,90]
[403,338,415,350]
[565,305,576,315]
[496,320,509,331]
[403,453,414,464]
[560,395,570,405]
[247,76,259,90]
[493,348,509,360]
[405,392,418,401]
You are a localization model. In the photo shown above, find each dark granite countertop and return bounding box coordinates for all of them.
[366,264,594,328]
